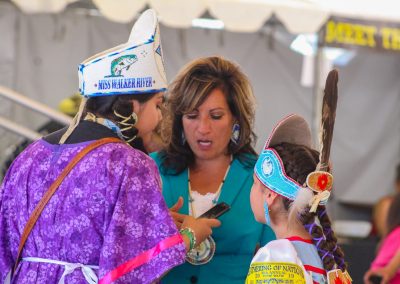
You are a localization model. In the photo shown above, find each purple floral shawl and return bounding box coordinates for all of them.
[0,139,185,283]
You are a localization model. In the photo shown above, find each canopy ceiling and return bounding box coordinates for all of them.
[6,0,400,34]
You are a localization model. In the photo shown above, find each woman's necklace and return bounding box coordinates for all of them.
[188,155,233,216]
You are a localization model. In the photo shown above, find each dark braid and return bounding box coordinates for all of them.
[85,93,157,154]
[111,95,146,153]
[298,207,336,271]
[273,142,340,271]
[317,206,347,271]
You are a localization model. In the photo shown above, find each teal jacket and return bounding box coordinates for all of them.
[151,152,275,284]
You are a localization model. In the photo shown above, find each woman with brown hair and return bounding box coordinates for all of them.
[151,56,275,283]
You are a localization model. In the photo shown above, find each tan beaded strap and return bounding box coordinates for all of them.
[12,137,122,277]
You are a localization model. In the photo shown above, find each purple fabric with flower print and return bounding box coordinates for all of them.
[0,139,185,283]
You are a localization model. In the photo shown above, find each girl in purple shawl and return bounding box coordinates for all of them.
[0,9,219,284]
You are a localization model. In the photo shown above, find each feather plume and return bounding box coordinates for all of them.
[289,187,314,224]
[318,69,338,172]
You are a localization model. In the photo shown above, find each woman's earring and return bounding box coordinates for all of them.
[230,123,240,144]
[181,131,186,145]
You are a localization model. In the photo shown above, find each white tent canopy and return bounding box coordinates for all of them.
[7,0,400,34]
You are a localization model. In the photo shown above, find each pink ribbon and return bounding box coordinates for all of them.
[100,234,183,284]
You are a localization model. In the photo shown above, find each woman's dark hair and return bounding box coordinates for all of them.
[159,56,257,173]
[84,93,157,154]
[386,193,400,235]
[273,142,347,272]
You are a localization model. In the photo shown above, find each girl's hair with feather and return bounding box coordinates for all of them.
[272,142,347,272]
[275,70,346,271]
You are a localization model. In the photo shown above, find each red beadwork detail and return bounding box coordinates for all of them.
[317,173,328,190]
[334,276,344,284]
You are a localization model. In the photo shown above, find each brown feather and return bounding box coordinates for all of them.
[319,69,338,172]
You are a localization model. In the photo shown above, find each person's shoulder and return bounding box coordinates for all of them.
[257,239,292,253]
[149,151,180,175]
[265,239,291,248]
[253,239,295,261]
[149,151,162,166]
[150,151,169,173]
[6,139,44,168]
[387,226,400,239]
[105,142,156,168]
[235,152,257,169]
[379,226,400,252]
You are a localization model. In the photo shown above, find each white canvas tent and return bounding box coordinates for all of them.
[0,0,400,219]
[5,0,331,33]
[7,0,400,33]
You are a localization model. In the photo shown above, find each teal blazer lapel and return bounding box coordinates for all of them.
[170,168,190,215]
[218,158,250,206]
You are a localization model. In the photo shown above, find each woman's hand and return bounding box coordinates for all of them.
[374,267,394,284]
[364,269,376,284]
[169,197,186,229]
[181,215,221,251]
[364,268,391,284]
[365,249,400,283]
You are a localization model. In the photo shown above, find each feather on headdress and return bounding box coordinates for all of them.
[318,69,338,172]
[306,69,339,212]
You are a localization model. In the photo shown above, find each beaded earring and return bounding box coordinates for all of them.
[263,201,271,226]
[230,123,240,144]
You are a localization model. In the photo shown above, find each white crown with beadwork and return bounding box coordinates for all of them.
[78,9,167,97]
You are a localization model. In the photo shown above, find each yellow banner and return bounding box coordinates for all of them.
[246,262,306,284]
[321,16,400,52]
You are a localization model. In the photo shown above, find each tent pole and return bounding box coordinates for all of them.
[0,86,72,125]
[0,116,41,141]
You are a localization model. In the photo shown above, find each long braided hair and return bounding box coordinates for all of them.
[273,142,346,272]
[84,93,156,153]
